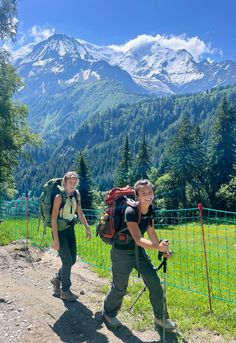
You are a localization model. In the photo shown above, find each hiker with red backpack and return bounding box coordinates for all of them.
[50,171,91,301]
[102,179,176,331]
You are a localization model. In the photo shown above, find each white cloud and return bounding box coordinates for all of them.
[1,25,55,60]
[109,34,154,52]
[109,33,220,61]
[1,25,55,49]
[29,25,55,43]
[14,25,55,48]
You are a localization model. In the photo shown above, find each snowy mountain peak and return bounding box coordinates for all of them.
[14,33,236,95]
[15,33,144,96]
[18,34,91,65]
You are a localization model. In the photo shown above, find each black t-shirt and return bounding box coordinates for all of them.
[125,205,154,235]
[114,205,154,250]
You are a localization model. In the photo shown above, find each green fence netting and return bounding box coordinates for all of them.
[0,198,235,307]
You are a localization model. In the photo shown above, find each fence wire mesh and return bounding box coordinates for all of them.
[0,198,235,306]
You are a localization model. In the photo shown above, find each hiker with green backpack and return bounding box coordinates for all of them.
[50,171,91,301]
[102,179,176,331]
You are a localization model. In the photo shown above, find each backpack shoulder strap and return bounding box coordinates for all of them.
[57,188,67,209]
[57,189,79,210]
[149,204,155,219]
[125,200,141,224]
[74,189,80,204]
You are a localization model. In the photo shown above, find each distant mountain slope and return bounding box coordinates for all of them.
[18,79,147,142]
[15,85,236,194]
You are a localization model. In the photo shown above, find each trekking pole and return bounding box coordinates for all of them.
[129,285,147,310]
[156,239,172,343]
[157,252,167,343]
[129,248,170,313]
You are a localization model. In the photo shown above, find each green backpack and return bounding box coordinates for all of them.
[39,177,80,232]
[39,178,66,229]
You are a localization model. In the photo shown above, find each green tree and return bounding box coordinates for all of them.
[0,0,38,197]
[154,173,180,209]
[75,152,93,209]
[0,0,17,41]
[133,135,151,181]
[186,125,209,206]
[114,135,132,186]
[215,176,236,211]
[207,97,236,206]
[159,117,206,208]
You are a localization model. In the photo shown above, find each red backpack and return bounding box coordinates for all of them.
[96,186,139,244]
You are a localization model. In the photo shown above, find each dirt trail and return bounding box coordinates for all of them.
[0,242,234,343]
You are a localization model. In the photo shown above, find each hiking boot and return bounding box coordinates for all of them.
[102,313,122,329]
[60,290,78,302]
[155,318,177,331]
[50,276,61,296]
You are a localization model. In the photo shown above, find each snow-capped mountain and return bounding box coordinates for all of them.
[14,33,236,96]
[15,33,144,96]
[77,37,236,94]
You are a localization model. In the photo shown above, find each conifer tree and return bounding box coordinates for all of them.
[159,117,206,207]
[0,0,17,41]
[186,125,209,205]
[133,135,151,182]
[207,97,236,205]
[75,152,93,209]
[114,135,132,186]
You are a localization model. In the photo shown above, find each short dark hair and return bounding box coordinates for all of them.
[134,179,153,196]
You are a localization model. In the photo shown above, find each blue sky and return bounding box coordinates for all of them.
[13,0,236,61]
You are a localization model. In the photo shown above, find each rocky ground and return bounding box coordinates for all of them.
[0,242,235,343]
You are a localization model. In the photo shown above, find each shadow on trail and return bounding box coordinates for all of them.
[155,325,189,343]
[96,311,156,343]
[51,300,109,343]
[96,311,188,343]
[51,302,188,343]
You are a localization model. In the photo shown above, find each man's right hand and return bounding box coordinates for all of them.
[158,239,169,252]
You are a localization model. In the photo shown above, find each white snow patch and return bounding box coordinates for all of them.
[65,70,100,85]
[28,70,35,77]
[33,59,51,66]
[51,65,64,74]
[41,81,45,94]
[58,41,67,56]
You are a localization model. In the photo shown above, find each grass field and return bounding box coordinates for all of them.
[0,218,235,339]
